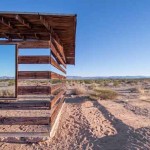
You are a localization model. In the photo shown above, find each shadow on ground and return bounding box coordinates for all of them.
[66,97,150,150]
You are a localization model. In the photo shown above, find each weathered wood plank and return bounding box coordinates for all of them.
[0,101,49,110]
[18,56,50,64]
[50,97,65,126]
[50,40,66,68]
[50,56,66,74]
[50,90,65,108]
[18,41,49,48]
[18,71,66,79]
[18,71,50,79]
[0,117,49,125]
[0,132,49,138]
[51,84,63,94]
[18,86,51,95]
[52,37,66,63]
[51,72,66,80]
[15,14,31,29]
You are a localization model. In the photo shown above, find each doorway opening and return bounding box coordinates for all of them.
[0,45,16,98]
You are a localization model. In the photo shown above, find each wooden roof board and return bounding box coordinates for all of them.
[0,11,77,64]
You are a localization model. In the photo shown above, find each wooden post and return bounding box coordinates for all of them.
[15,44,18,98]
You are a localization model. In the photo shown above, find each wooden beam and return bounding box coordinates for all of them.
[0,117,49,125]
[0,17,13,29]
[18,56,50,64]
[15,14,31,28]
[50,56,66,74]
[18,86,51,95]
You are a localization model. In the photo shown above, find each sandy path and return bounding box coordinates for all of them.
[0,96,150,150]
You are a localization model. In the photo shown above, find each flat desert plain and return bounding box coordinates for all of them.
[0,79,149,150]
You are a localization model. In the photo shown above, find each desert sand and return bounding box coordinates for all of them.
[0,82,150,150]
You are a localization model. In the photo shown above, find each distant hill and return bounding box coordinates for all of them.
[0,76,15,79]
[67,76,150,80]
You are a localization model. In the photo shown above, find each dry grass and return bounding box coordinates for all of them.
[70,86,87,95]
[89,87,118,100]
[0,89,15,97]
[129,87,145,94]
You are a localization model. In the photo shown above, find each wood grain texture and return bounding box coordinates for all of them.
[0,117,49,125]
[50,90,65,108]
[18,71,66,79]
[18,86,51,95]
[18,56,50,64]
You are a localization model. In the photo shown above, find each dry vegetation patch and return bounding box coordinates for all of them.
[89,87,118,100]
[0,89,14,97]
[70,86,87,95]
[129,87,145,94]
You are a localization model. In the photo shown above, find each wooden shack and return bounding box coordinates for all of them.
[0,11,76,141]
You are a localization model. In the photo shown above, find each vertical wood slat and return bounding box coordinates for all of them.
[15,45,18,98]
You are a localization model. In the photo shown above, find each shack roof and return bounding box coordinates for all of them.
[0,11,77,64]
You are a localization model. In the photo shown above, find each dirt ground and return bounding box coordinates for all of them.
[0,83,150,150]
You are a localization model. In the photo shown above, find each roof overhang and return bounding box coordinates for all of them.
[0,11,77,65]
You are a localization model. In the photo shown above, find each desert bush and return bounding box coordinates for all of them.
[129,87,145,94]
[83,80,93,84]
[88,83,98,90]
[70,86,87,95]
[89,87,118,100]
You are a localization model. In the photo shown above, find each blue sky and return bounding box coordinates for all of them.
[1,0,150,77]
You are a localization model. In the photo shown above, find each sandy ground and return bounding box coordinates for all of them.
[0,93,149,150]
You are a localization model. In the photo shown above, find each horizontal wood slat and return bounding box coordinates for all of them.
[18,86,51,95]
[18,41,49,48]
[51,72,66,79]
[0,101,49,110]
[18,71,50,79]
[18,71,66,79]
[0,117,49,125]
[50,40,66,68]
[50,56,66,74]
[51,84,63,94]
[50,97,65,126]
[52,38,66,63]
[50,90,65,108]
[0,132,49,138]
[18,56,50,64]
